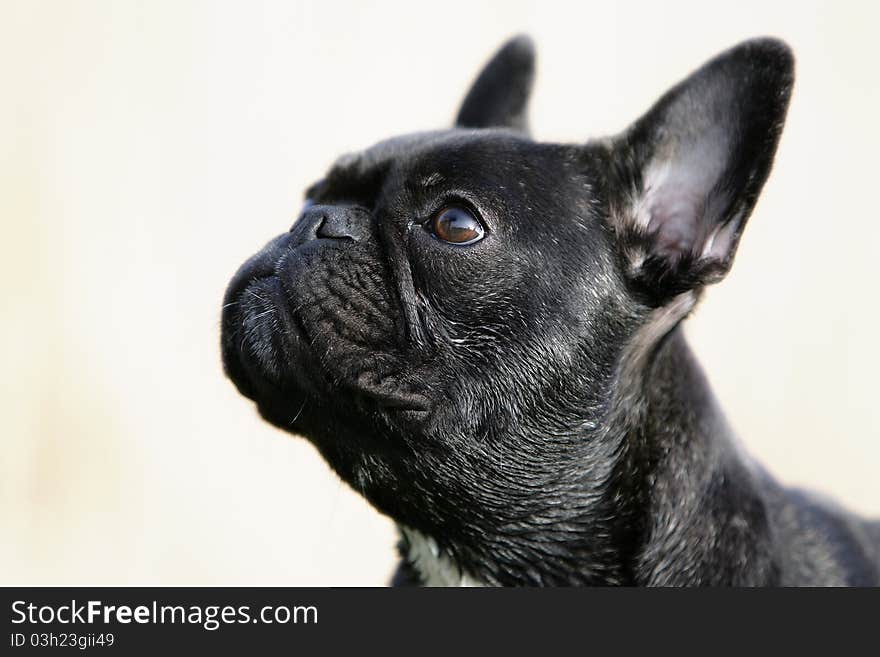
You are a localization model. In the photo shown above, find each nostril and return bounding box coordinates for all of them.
[316,218,355,241]
[290,204,367,242]
[316,206,367,241]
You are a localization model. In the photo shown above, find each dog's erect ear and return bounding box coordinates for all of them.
[455,35,535,132]
[607,38,794,301]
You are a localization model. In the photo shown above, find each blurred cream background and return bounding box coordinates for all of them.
[1,0,878,585]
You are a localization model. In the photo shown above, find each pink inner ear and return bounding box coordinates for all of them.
[639,126,730,262]
[648,191,705,258]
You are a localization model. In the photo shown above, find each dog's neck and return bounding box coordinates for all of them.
[616,305,777,586]
[398,293,775,586]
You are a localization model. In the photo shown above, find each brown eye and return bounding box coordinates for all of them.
[429,206,485,245]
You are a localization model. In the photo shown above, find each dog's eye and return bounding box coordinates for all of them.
[428,206,485,245]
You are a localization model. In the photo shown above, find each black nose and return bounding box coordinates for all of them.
[290,205,370,243]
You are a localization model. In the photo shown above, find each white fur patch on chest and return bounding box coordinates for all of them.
[399,527,487,587]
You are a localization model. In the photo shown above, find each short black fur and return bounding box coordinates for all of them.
[221,36,880,585]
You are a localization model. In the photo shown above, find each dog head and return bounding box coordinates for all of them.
[221,36,793,583]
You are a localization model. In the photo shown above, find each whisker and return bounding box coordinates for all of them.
[246,288,269,303]
[290,397,309,425]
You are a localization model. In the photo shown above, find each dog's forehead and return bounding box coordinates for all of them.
[331,131,448,171]
[327,128,531,184]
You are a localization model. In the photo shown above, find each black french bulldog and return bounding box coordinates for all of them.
[221,36,880,585]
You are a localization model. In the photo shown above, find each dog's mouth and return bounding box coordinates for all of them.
[221,238,431,423]
[222,289,431,425]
